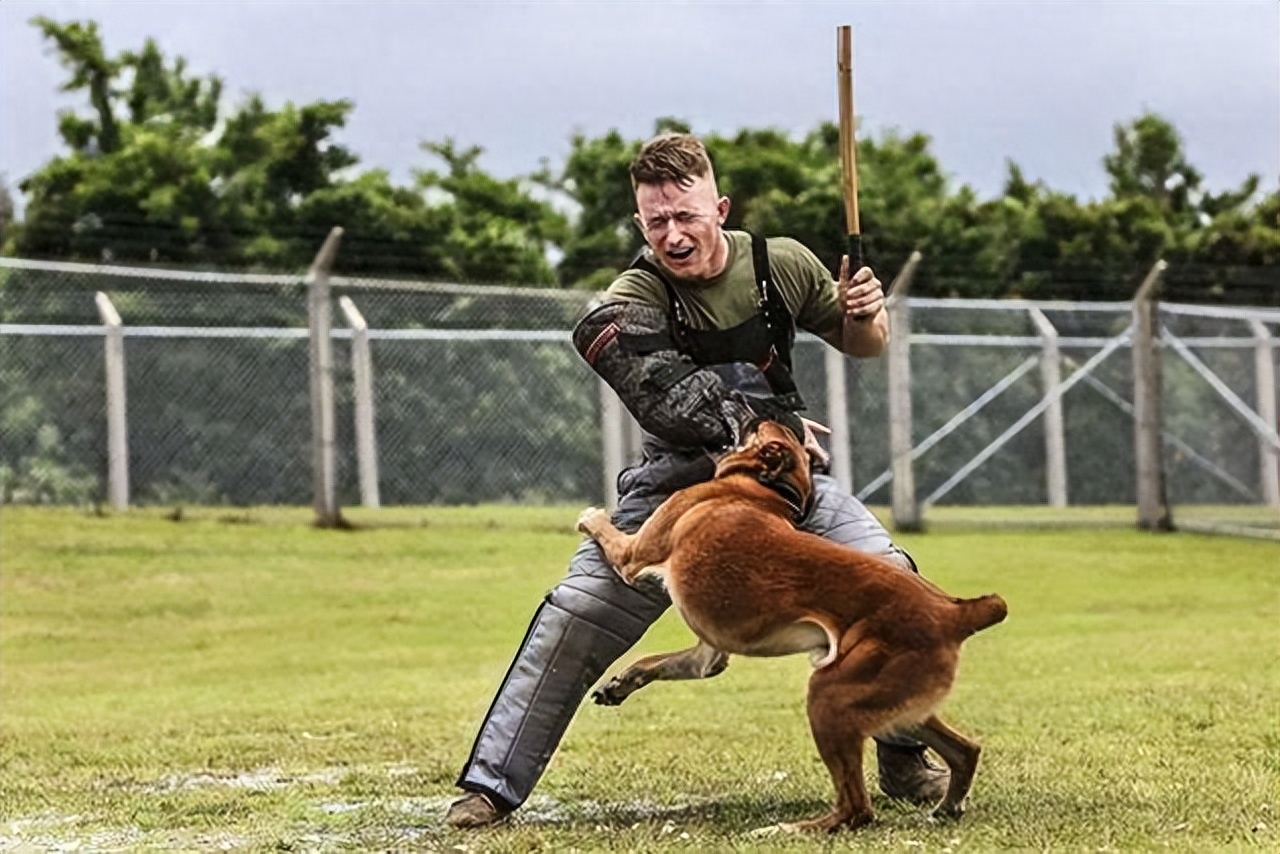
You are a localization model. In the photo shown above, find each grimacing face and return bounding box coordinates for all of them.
[633,173,731,282]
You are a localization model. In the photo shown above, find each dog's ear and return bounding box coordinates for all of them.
[757,440,795,482]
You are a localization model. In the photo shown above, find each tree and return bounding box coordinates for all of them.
[535,128,643,288]
[208,94,363,267]
[414,139,567,285]
[9,21,1275,300]
[12,17,569,284]
[293,169,453,276]
[989,113,1278,300]
[1104,114,1203,216]
[32,17,123,155]
[0,176,14,250]
[16,18,226,261]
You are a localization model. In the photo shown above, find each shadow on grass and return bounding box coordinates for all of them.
[501,791,930,832]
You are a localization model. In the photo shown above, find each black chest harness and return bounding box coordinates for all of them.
[628,231,806,414]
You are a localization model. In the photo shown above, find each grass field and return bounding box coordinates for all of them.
[1,505,1277,852]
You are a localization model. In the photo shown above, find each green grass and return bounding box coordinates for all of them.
[1,505,1277,852]
[921,504,1278,537]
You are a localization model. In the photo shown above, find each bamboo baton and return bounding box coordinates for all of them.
[836,25,863,278]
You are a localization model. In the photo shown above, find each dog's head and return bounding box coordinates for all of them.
[714,418,813,518]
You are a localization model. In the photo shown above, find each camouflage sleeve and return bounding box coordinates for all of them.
[572,299,758,450]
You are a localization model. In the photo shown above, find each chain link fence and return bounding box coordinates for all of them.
[1,258,1276,537]
[866,299,1279,537]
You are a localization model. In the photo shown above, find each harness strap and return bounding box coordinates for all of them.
[748,232,803,409]
[627,232,803,409]
[629,254,695,354]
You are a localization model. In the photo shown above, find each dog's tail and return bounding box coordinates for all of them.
[952,593,1008,639]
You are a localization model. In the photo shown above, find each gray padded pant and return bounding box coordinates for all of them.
[455,472,912,809]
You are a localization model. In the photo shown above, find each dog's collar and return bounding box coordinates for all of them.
[757,475,810,522]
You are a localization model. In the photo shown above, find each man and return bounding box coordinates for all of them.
[446,133,946,828]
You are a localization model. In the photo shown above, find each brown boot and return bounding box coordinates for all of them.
[876,743,950,806]
[444,792,511,829]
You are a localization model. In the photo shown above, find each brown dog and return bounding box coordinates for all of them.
[576,419,1007,832]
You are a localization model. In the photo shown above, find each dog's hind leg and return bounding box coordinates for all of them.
[898,715,981,820]
[779,666,875,832]
[593,640,729,706]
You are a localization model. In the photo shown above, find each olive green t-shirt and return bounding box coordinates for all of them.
[606,231,844,348]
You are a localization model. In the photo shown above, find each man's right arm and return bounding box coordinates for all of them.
[572,299,758,450]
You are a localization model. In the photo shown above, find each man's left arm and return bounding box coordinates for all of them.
[783,239,888,360]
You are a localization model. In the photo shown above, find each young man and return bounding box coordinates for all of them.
[446,133,946,828]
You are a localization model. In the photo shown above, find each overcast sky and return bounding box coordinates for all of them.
[2,0,1277,213]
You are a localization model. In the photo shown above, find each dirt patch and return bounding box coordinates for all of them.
[1,766,719,851]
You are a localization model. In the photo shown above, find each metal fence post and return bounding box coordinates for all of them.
[95,292,129,511]
[307,227,344,527]
[1029,307,1068,507]
[887,251,923,531]
[824,347,852,492]
[1249,319,1279,507]
[600,380,625,511]
[1132,260,1172,531]
[339,296,380,509]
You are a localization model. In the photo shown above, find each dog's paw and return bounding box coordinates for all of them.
[591,684,624,706]
[576,507,607,536]
[593,673,643,706]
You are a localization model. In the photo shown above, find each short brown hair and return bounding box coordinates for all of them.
[630,133,713,188]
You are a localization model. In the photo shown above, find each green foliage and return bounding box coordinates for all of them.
[10,18,562,285]
[0,333,105,504]
[0,175,14,248]
[982,114,1278,301]
[32,16,124,154]
[6,17,1276,300]
[415,139,567,286]
[0,419,98,504]
[535,128,645,286]
[544,115,1276,303]
[293,169,453,276]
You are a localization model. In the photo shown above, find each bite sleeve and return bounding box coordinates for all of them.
[572,300,802,448]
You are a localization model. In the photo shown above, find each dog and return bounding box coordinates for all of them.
[576,418,1007,832]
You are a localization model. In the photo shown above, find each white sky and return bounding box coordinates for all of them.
[2,0,1277,213]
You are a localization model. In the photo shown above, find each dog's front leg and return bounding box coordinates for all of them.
[576,504,683,582]
[593,640,730,706]
[575,507,642,580]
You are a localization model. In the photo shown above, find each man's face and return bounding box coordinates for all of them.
[634,174,731,281]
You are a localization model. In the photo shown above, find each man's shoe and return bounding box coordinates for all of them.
[444,792,511,829]
[877,743,950,806]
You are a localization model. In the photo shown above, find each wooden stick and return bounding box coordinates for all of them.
[837,25,860,241]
